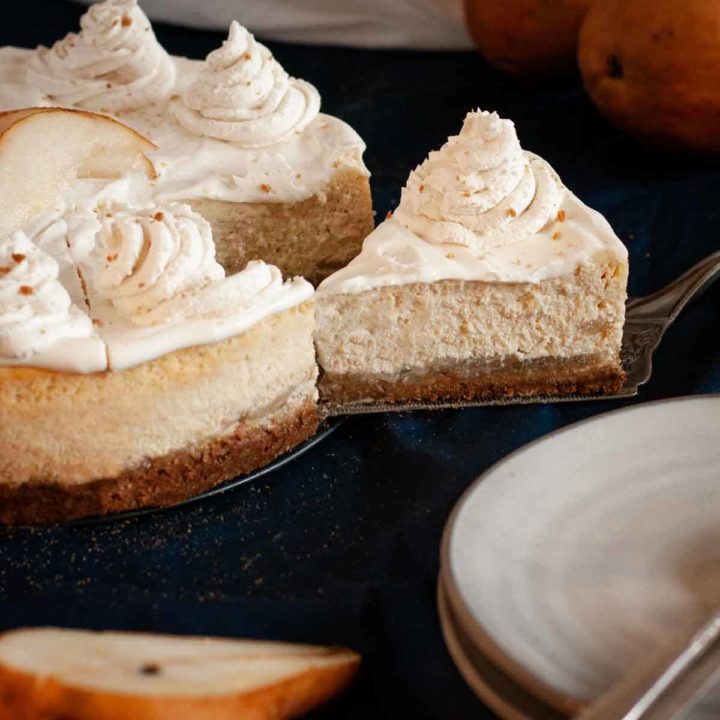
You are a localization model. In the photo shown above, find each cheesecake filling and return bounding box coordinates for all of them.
[26,0,176,113]
[0,307,318,487]
[318,110,628,294]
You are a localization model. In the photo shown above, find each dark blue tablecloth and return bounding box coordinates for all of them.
[1,4,719,718]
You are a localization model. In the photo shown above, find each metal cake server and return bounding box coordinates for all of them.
[323,250,720,416]
[578,609,720,720]
[621,249,720,398]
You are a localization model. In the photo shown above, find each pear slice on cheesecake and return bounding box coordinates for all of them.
[0,627,360,719]
[0,107,156,238]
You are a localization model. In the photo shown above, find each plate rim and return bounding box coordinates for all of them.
[440,393,720,714]
[438,568,571,720]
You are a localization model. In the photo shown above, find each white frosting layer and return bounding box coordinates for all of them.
[118,20,362,203]
[26,0,176,112]
[143,111,366,203]
[319,202,624,294]
[319,111,627,295]
[0,47,50,108]
[0,231,105,372]
[0,9,365,203]
[22,172,158,295]
[24,207,89,308]
[0,46,367,205]
[173,21,320,148]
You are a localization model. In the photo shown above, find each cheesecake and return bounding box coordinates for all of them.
[0,111,318,526]
[0,0,374,285]
[315,110,629,408]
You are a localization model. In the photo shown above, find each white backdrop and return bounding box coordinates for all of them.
[76,0,471,50]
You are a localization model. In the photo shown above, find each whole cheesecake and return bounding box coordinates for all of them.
[0,202,318,526]
[0,0,373,285]
[315,110,629,408]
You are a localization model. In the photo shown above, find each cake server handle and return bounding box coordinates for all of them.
[578,609,720,720]
[626,250,720,324]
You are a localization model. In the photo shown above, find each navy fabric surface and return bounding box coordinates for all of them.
[1,3,719,718]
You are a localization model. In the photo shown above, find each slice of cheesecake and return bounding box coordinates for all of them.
[0,1,374,285]
[315,110,629,408]
[1,201,318,525]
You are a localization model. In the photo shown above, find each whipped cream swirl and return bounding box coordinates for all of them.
[91,203,224,323]
[173,21,321,147]
[26,0,176,112]
[91,202,296,331]
[393,110,563,253]
[0,232,95,359]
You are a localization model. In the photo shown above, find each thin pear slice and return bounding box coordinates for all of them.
[0,107,156,238]
[0,627,360,720]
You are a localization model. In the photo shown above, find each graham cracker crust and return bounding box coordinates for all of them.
[0,399,318,527]
[319,355,626,409]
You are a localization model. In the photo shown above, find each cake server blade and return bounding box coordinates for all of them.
[321,250,720,416]
[577,610,720,720]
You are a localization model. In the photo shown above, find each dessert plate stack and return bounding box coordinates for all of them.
[438,396,720,719]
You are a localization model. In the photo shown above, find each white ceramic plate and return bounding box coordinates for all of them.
[443,396,720,714]
[438,573,568,720]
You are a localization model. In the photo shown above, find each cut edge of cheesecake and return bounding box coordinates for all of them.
[191,163,374,286]
[315,260,628,410]
[0,392,318,526]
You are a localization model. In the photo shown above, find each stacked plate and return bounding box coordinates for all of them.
[438,396,720,720]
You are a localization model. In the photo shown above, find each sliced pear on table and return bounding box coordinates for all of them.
[0,627,360,720]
